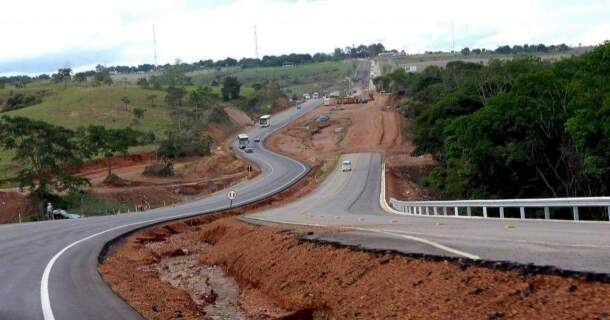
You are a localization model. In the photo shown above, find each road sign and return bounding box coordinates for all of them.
[227,190,237,200]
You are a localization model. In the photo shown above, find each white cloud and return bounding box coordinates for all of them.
[1,0,609,74]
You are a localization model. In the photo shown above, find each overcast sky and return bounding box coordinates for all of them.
[1,0,609,75]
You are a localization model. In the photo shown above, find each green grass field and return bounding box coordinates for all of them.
[0,60,355,183]
[188,60,357,96]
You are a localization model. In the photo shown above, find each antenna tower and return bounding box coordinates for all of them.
[254,25,259,59]
[153,25,158,67]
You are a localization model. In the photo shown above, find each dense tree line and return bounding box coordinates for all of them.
[460,43,571,56]
[377,42,610,199]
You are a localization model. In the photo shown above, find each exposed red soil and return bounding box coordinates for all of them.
[100,167,322,319]
[102,217,610,320]
[266,93,434,200]
[0,191,29,224]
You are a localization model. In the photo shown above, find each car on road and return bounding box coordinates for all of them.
[341,160,352,172]
[254,137,261,143]
[244,147,254,153]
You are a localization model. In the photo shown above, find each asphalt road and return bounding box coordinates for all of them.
[0,99,321,320]
[247,153,610,274]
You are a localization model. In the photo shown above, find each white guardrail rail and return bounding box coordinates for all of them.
[389,197,610,222]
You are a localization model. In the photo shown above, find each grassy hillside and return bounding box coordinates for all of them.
[376,47,592,75]
[188,60,357,96]
[2,84,172,132]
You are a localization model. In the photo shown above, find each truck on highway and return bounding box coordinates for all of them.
[303,93,311,100]
[237,134,249,149]
[258,114,271,127]
[341,160,352,172]
[313,92,319,99]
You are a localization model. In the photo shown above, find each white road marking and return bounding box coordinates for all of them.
[41,100,320,320]
[243,217,480,260]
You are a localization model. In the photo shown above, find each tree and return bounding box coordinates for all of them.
[165,87,186,106]
[52,68,72,86]
[73,72,87,83]
[120,96,131,111]
[189,86,216,110]
[133,108,145,122]
[94,65,113,86]
[461,47,471,56]
[0,116,89,207]
[78,126,141,178]
[221,76,241,101]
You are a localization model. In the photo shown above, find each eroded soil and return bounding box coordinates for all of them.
[102,217,610,320]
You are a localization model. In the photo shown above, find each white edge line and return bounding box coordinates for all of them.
[41,100,322,320]
[243,217,480,260]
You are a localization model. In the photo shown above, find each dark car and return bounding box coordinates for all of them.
[244,147,254,153]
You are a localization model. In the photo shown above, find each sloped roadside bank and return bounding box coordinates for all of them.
[101,213,610,320]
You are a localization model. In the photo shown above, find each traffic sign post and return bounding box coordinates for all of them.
[227,190,237,208]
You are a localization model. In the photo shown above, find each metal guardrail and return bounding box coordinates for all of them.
[389,197,610,222]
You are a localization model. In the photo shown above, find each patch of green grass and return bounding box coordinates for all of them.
[3,85,172,133]
[188,61,356,96]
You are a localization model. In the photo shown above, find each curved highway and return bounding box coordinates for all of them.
[247,153,610,274]
[0,99,320,320]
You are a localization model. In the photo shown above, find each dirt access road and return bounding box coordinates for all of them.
[266,93,433,199]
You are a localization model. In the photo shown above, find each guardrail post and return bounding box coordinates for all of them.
[443,207,447,216]
[425,206,430,215]
[544,207,550,220]
[608,206,610,221]
[573,206,579,221]
[500,207,505,219]
[467,207,472,217]
[454,207,459,216]
[433,207,438,215]
[483,207,488,218]
[520,207,525,219]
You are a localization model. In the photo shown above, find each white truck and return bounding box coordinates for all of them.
[258,114,271,127]
[312,92,319,99]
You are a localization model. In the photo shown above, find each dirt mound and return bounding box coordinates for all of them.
[103,215,610,320]
[95,187,180,210]
[0,191,29,224]
[223,106,252,127]
[101,174,140,187]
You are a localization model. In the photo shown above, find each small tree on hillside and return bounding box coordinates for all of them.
[120,96,131,111]
[78,126,141,178]
[221,76,241,101]
[0,116,89,208]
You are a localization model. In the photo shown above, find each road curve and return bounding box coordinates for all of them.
[247,153,610,274]
[0,99,320,320]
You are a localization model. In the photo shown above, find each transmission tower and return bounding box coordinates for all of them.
[153,25,158,67]
[254,25,259,59]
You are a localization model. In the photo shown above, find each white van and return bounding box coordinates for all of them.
[341,160,352,172]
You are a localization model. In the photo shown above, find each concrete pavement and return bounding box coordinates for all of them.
[247,153,610,274]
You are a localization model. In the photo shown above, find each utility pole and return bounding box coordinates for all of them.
[451,21,455,53]
[153,25,158,68]
[254,25,259,59]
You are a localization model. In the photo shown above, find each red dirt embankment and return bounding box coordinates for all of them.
[102,217,610,320]
[0,191,29,224]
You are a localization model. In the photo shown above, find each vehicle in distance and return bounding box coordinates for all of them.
[259,114,271,128]
[303,93,311,100]
[341,160,352,172]
[237,134,249,149]
[244,147,254,153]
[313,92,319,99]
[254,137,261,143]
